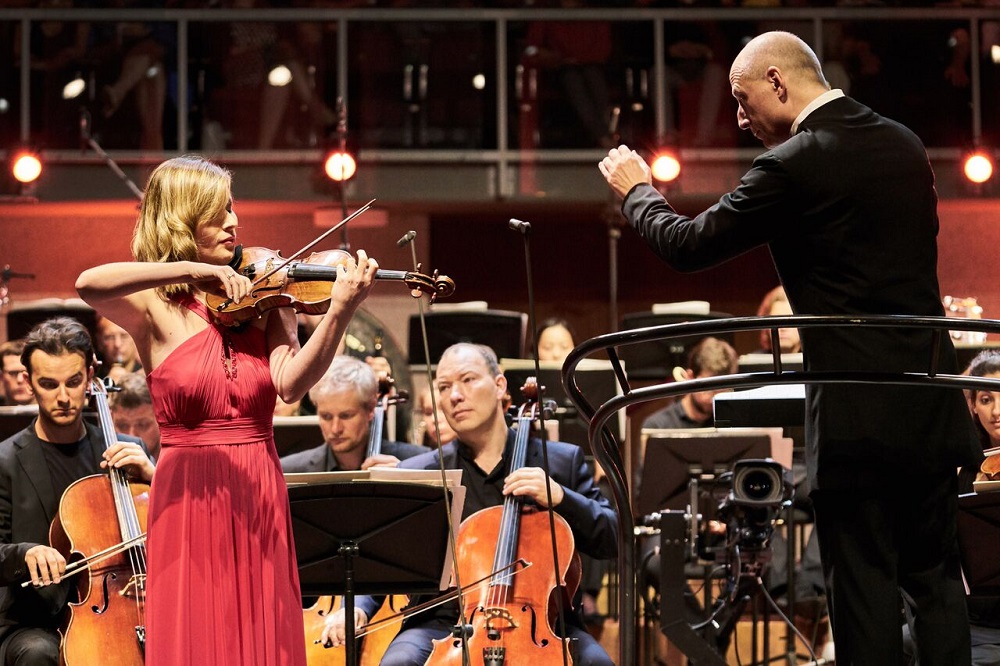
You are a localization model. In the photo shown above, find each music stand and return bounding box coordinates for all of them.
[501,358,624,453]
[958,492,1000,596]
[408,309,527,365]
[287,477,463,666]
[618,311,734,381]
[272,415,320,457]
[637,428,790,519]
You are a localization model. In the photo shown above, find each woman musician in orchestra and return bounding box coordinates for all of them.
[75,155,378,666]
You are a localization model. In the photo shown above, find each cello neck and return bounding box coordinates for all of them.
[366,401,387,459]
[89,380,145,544]
[490,410,533,591]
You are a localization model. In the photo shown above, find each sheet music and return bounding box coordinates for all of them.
[641,426,794,470]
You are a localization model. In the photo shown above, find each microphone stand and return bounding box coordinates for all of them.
[79,108,143,201]
[334,97,350,252]
[397,230,473,666]
[508,218,571,666]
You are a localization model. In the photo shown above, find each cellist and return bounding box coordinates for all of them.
[334,343,616,665]
[0,317,155,665]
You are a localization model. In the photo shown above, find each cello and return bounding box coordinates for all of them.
[49,378,150,666]
[426,379,581,666]
[301,373,408,666]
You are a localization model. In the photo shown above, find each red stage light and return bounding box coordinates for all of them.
[11,151,42,184]
[964,152,994,184]
[323,151,357,182]
[651,151,681,183]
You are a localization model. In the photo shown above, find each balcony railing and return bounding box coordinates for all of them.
[2,5,999,200]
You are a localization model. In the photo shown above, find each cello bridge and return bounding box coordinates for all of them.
[119,574,147,599]
[484,607,516,639]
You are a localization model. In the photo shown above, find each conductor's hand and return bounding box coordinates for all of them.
[599,144,652,199]
[503,467,564,508]
[328,250,379,316]
[102,441,155,483]
[321,607,369,649]
[25,545,67,587]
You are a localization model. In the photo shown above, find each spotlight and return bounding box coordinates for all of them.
[62,75,86,100]
[651,150,681,183]
[964,151,994,184]
[323,150,357,182]
[11,150,42,184]
[268,65,292,87]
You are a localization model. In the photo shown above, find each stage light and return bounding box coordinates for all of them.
[11,151,42,184]
[323,150,357,182]
[651,150,681,183]
[62,76,86,100]
[268,65,292,87]
[964,151,994,184]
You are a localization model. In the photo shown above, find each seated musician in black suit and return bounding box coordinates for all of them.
[642,336,738,430]
[280,355,429,474]
[324,342,617,666]
[0,317,154,665]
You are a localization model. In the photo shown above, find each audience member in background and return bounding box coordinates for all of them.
[643,337,738,430]
[414,386,456,449]
[0,341,35,407]
[281,356,428,474]
[756,285,802,354]
[535,317,576,363]
[94,316,142,384]
[108,371,161,461]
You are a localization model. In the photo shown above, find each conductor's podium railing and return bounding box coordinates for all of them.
[562,314,1000,666]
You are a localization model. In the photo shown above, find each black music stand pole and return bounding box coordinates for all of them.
[288,479,461,666]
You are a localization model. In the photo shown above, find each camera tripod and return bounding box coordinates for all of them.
[651,508,831,666]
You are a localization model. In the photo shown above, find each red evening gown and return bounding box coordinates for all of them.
[145,296,306,666]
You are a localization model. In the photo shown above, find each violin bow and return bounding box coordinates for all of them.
[314,558,533,644]
[250,198,376,288]
[20,533,146,588]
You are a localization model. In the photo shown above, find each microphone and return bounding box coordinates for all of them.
[396,230,416,247]
[508,218,531,235]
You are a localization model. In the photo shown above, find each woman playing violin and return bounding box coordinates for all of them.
[75,155,378,666]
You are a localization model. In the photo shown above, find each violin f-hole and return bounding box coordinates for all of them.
[91,571,118,614]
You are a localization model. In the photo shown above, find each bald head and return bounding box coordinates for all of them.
[732,31,829,92]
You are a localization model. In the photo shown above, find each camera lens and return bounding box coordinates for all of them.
[741,470,774,501]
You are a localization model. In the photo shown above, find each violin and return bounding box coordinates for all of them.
[204,246,455,327]
[426,379,581,666]
[49,379,149,666]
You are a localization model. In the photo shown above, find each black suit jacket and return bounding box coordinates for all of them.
[279,440,431,473]
[0,421,146,642]
[623,94,980,490]
[355,432,619,623]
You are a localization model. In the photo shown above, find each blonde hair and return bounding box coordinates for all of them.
[131,156,232,298]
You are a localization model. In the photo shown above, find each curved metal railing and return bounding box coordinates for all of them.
[563,314,1000,666]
